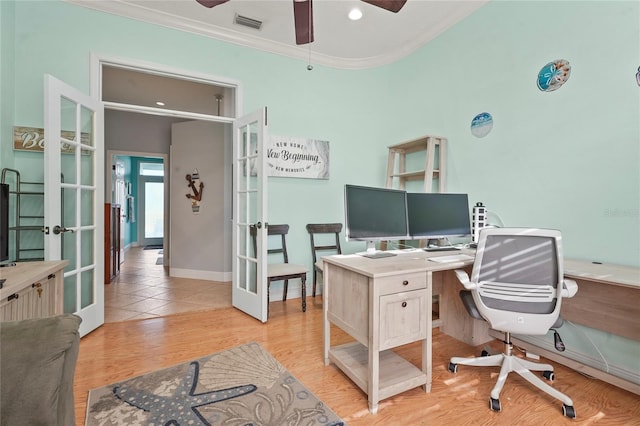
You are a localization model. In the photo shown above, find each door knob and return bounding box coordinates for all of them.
[53,225,74,235]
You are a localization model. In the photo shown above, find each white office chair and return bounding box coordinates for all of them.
[448,227,578,418]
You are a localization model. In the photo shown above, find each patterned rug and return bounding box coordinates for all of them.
[85,342,345,426]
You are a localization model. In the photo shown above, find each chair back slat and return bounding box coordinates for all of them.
[250,224,291,263]
[306,223,342,263]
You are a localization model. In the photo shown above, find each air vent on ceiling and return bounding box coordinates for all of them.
[234,14,262,30]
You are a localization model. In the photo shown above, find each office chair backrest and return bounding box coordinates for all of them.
[470,227,566,334]
[306,223,343,263]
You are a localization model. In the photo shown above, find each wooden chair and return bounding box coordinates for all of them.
[306,223,343,297]
[250,224,308,315]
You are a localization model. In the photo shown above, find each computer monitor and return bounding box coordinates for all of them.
[407,192,472,242]
[344,184,409,257]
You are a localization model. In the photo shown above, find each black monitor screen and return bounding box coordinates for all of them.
[344,185,409,241]
[0,183,9,263]
[407,193,471,239]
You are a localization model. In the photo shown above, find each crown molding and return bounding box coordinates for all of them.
[65,0,485,70]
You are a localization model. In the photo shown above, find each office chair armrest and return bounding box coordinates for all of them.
[561,278,578,298]
[455,269,476,290]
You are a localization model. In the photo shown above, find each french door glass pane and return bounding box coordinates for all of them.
[64,275,77,313]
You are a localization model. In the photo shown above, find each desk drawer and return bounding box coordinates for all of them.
[377,272,426,296]
[379,289,427,350]
[0,276,56,321]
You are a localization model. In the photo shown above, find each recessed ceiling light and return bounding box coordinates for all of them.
[155,101,165,106]
[348,8,362,21]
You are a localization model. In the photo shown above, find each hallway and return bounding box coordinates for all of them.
[104,247,232,323]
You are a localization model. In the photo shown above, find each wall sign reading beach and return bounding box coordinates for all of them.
[13,126,91,153]
[267,136,330,179]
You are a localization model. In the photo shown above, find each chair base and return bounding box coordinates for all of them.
[449,335,576,419]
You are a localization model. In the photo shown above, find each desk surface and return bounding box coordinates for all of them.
[324,250,639,288]
[564,259,639,288]
[323,249,476,278]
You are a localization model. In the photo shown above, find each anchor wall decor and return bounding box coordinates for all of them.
[186,169,204,213]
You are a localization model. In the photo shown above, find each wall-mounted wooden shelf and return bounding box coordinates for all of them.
[386,135,447,193]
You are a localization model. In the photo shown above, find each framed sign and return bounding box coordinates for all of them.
[267,136,330,179]
[13,126,91,153]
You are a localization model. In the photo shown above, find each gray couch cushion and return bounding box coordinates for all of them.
[1,314,81,426]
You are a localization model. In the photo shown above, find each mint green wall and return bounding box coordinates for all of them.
[390,1,639,267]
[5,0,392,260]
[3,1,637,268]
[2,0,638,382]
[402,0,639,378]
[0,0,15,169]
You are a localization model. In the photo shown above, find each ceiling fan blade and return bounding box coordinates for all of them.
[361,0,407,13]
[293,0,314,45]
[196,0,230,8]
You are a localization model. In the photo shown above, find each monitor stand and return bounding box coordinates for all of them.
[357,241,396,259]
[424,238,460,252]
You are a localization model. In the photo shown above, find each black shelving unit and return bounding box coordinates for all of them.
[1,168,44,262]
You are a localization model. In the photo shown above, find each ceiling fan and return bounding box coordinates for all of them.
[195,0,407,45]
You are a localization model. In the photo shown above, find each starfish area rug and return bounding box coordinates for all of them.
[85,342,346,426]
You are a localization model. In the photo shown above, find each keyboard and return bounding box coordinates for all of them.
[424,246,460,252]
[428,254,474,263]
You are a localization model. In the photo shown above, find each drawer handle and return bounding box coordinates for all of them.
[402,301,407,308]
[33,282,43,297]
[402,280,409,286]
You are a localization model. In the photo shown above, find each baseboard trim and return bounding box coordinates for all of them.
[169,268,231,282]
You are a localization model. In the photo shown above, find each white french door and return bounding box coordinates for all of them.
[232,108,268,322]
[44,74,104,337]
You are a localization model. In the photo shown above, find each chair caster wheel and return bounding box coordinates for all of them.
[481,349,490,357]
[448,362,458,373]
[562,404,576,419]
[542,370,555,381]
[490,397,501,412]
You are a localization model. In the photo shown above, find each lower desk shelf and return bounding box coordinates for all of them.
[329,342,427,401]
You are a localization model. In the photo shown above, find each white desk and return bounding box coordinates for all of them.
[323,250,640,412]
[322,249,477,414]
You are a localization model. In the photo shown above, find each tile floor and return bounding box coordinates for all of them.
[104,246,232,323]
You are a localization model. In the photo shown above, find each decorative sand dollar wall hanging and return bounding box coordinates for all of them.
[537,59,571,92]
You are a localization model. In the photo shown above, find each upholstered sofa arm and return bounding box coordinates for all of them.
[1,314,82,426]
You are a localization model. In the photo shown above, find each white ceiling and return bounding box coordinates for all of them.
[68,0,488,70]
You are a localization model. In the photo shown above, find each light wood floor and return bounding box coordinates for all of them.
[105,246,231,322]
[75,299,640,425]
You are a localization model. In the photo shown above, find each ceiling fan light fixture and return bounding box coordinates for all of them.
[348,8,363,21]
[234,14,263,30]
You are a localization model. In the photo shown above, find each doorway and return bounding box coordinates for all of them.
[95,55,239,271]
[96,55,242,323]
